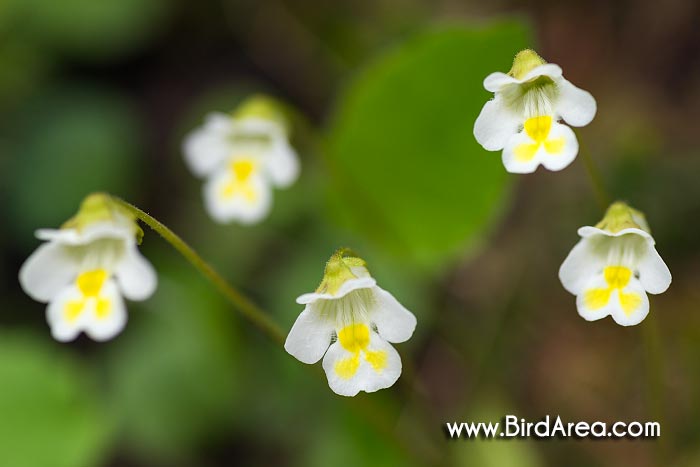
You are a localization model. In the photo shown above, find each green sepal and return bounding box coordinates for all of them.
[596,201,650,234]
[61,192,144,244]
[231,94,291,134]
[508,49,546,80]
[315,248,368,295]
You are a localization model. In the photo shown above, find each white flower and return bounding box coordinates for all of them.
[183,95,299,224]
[202,154,273,224]
[474,49,596,173]
[284,250,417,397]
[19,194,157,341]
[559,202,671,326]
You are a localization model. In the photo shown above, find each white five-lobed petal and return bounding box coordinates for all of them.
[474,58,596,173]
[183,112,300,224]
[559,226,671,326]
[19,215,157,341]
[285,268,417,397]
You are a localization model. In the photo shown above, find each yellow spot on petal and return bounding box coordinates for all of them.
[65,300,84,322]
[76,269,108,297]
[524,116,552,143]
[583,266,639,313]
[604,266,632,289]
[335,323,388,378]
[231,159,254,182]
[95,298,111,319]
[584,288,611,310]
[544,137,564,154]
[365,350,387,372]
[515,143,539,162]
[514,116,567,162]
[337,323,370,353]
[68,269,113,322]
[619,292,642,316]
[335,354,360,379]
[221,158,258,202]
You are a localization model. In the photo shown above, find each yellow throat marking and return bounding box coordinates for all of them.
[584,266,641,316]
[515,116,565,162]
[65,269,112,322]
[222,158,257,201]
[334,323,388,380]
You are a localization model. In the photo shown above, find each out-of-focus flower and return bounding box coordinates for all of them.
[559,202,671,326]
[19,193,157,341]
[285,249,417,397]
[474,49,596,173]
[183,95,299,224]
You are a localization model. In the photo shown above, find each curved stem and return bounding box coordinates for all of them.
[575,130,611,211]
[113,197,286,346]
[111,197,438,463]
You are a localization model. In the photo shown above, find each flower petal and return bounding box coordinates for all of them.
[474,96,522,151]
[83,279,128,341]
[46,284,85,342]
[575,273,616,323]
[521,63,563,83]
[322,332,402,397]
[575,273,650,326]
[483,72,517,92]
[202,169,272,224]
[263,141,300,188]
[36,219,133,245]
[559,238,605,295]
[501,120,578,173]
[371,287,416,343]
[638,246,672,294]
[502,120,578,173]
[284,305,334,364]
[484,64,563,91]
[539,122,579,172]
[296,277,377,304]
[46,279,127,342]
[577,226,652,240]
[183,113,233,178]
[114,246,157,301]
[19,241,78,302]
[555,78,597,127]
[608,279,650,327]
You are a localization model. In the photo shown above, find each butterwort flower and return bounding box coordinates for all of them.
[559,202,671,326]
[285,249,417,396]
[183,95,299,224]
[474,49,596,173]
[19,193,157,341]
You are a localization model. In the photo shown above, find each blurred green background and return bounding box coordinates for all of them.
[2,0,700,466]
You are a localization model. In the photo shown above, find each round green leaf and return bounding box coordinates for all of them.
[326,21,532,269]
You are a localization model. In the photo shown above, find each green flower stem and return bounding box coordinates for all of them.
[113,197,286,346]
[575,130,611,211]
[575,134,666,461]
[111,196,438,463]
